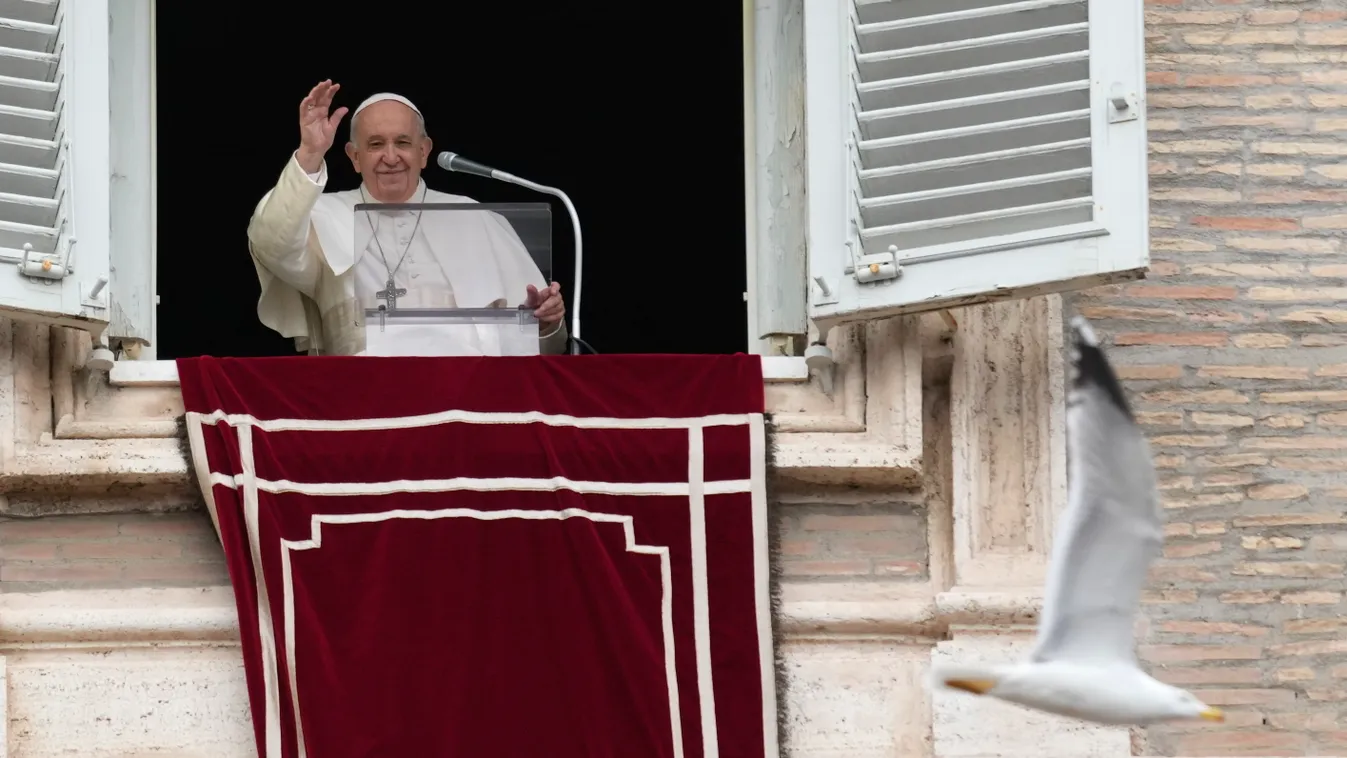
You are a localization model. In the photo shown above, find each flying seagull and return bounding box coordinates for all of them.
[930,315,1225,726]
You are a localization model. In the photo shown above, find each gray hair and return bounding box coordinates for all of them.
[348,108,428,147]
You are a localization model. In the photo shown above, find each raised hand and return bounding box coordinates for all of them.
[296,80,349,173]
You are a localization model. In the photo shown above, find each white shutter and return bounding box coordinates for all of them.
[805,0,1148,330]
[0,0,112,333]
[107,0,154,352]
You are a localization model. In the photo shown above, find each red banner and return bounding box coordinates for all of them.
[178,355,777,757]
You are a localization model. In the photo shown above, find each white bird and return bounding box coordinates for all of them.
[929,315,1225,726]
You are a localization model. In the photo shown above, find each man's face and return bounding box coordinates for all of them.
[344,100,432,203]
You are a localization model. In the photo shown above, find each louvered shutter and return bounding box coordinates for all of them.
[0,0,112,333]
[805,0,1148,330]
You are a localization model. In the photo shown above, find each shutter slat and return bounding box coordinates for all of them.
[0,16,57,53]
[857,22,1088,64]
[862,174,1090,230]
[858,50,1089,94]
[0,0,56,26]
[858,0,1085,54]
[0,103,56,142]
[0,159,56,197]
[0,1,61,254]
[861,109,1089,150]
[0,215,58,263]
[0,72,56,111]
[850,0,1093,259]
[862,139,1091,198]
[860,79,1087,122]
[0,131,56,167]
[857,0,1082,31]
[862,166,1092,208]
[861,137,1090,178]
[0,188,57,227]
[863,116,1089,173]
[0,43,56,83]
[863,196,1094,239]
[863,86,1087,142]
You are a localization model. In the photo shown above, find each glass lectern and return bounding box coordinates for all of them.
[353,202,552,357]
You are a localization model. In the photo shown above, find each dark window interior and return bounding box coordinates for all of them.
[154,5,747,358]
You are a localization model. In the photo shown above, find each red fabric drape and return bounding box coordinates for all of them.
[178,355,775,758]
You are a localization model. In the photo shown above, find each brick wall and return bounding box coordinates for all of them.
[0,510,230,593]
[1065,3,1347,755]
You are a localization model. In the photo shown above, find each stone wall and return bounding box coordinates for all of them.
[0,511,228,592]
[0,499,928,589]
[1,313,952,756]
[777,490,928,580]
[1060,4,1347,755]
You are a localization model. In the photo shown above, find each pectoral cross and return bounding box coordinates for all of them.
[376,278,407,311]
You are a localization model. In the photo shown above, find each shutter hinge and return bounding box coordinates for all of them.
[1108,83,1139,124]
[813,275,839,306]
[82,275,109,309]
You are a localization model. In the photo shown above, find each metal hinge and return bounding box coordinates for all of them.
[82,275,109,310]
[813,275,839,306]
[1108,83,1139,124]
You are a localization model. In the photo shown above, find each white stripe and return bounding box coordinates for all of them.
[238,425,284,758]
[279,507,685,758]
[207,473,752,498]
[280,523,306,758]
[185,416,223,540]
[687,425,719,757]
[187,409,754,433]
[749,414,779,756]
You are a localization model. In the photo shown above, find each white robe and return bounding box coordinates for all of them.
[246,152,568,356]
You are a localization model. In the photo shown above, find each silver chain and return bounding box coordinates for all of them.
[360,182,429,283]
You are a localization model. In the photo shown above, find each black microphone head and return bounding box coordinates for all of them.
[435,151,458,171]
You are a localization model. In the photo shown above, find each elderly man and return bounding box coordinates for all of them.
[247,80,567,356]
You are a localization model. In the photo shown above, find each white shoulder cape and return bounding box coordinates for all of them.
[257,184,546,353]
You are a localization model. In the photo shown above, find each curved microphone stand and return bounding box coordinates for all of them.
[492,172,584,354]
[437,151,590,355]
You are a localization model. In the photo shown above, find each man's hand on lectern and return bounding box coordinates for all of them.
[525,282,565,330]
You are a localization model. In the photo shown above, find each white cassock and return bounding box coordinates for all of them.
[246,144,566,357]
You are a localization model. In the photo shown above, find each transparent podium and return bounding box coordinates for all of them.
[353,202,553,357]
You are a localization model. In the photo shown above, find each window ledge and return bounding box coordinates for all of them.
[761,355,809,382]
[109,359,179,387]
[89,337,920,497]
[112,357,813,387]
[0,584,1044,645]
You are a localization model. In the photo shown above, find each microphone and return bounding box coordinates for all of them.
[435,151,499,180]
[436,151,586,352]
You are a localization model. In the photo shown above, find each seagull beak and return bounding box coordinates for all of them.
[945,679,998,696]
[1198,707,1225,722]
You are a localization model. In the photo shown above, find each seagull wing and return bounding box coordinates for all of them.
[1029,316,1163,665]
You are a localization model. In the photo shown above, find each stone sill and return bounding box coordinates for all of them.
[105,352,922,489]
[0,584,1044,647]
[0,586,1301,758]
[108,357,812,386]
